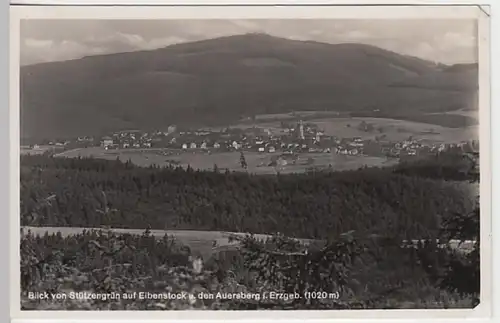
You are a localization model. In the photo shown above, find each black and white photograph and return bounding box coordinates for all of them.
[12,5,489,314]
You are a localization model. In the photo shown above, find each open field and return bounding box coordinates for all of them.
[240,111,341,122]
[54,147,398,173]
[428,109,479,121]
[213,115,478,143]
[20,145,65,156]
[313,117,478,143]
[450,110,479,119]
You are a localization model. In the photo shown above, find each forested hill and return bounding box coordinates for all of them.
[20,155,475,240]
[21,33,478,140]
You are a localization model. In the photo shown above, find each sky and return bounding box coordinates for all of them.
[20,19,478,66]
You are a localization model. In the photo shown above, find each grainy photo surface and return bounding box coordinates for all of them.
[18,16,481,311]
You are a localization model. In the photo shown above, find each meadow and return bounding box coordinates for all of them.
[240,111,341,122]
[313,117,478,143]
[212,114,478,144]
[20,145,65,156]
[427,109,480,121]
[54,148,398,173]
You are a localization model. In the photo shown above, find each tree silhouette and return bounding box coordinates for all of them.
[240,152,248,169]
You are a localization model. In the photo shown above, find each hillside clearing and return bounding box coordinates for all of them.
[53,148,398,173]
[222,116,477,143]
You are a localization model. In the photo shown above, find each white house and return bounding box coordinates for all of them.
[213,142,221,149]
[101,136,113,148]
[258,147,265,152]
[182,143,188,150]
[190,143,197,149]
[201,142,208,149]
[232,141,241,150]
[268,146,276,153]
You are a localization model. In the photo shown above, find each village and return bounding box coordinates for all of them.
[29,119,479,164]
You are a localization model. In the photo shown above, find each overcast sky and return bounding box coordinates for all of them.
[20,19,477,66]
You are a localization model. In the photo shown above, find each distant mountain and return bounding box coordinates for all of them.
[444,63,479,73]
[20,33,478,140]
[390,63,478,91]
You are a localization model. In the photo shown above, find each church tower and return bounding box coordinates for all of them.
[298,120,305,140]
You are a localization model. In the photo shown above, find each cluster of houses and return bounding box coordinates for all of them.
[92,121,479,160]
[33,120,478,162]
[99,126,178,150]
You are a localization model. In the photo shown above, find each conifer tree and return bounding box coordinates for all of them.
[240,152,248,169]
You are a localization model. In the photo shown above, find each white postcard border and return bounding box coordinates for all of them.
[9,4,492,321]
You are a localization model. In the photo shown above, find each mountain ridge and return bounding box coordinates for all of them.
[20,33,478,140]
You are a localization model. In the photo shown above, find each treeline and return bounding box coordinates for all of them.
[395,151,479,182]
[349,111,477,128]
[20,154,475,239]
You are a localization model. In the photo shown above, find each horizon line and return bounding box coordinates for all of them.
[20,32,479,67]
